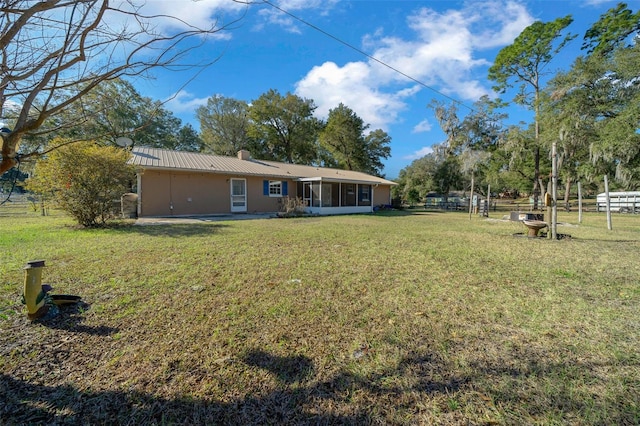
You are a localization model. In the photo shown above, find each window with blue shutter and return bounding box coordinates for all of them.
[266,180,283,197]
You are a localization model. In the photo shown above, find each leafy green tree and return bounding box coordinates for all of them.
[393,155,439,202]
[495,124,545,196]
[174,124,204,153]
[70,79,149,144]
[320,103,364,169]
[26,141,135,227]
[582,3,640,55]
[583,5,640,189]
[429,101,465,156]
[197,95,251,156]
[136,105,204,152]
[542,3,640,190]
[66,79,199,151]
[363,129,392,177]
[540,74,598,200]
[319,103,391,176]
[459,96,507,153]
[433,155,463,199]
[248,89,322,164]
[488,16,575,208]
[20,79,202,153]
[428,100,505,201]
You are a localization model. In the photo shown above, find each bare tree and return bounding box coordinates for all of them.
[0,0,243,175]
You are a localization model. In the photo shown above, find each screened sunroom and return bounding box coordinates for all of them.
[297,178,375,215]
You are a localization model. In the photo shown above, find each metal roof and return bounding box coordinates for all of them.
[129,147,397,185]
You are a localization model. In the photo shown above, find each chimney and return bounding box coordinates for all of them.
[237,150,250,161]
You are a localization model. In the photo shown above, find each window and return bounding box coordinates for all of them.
[269,181,282,196]
[358,185,371,206]
[360,185,370,202]
[263,180,288,197]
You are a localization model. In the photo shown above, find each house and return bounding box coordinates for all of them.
[128,147,397,217]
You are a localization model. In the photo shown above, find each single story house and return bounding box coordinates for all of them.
[128,147,397,217]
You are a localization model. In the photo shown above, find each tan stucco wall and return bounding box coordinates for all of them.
[373,185,392,206]
[138,170,301,217]
[245,176,299,213]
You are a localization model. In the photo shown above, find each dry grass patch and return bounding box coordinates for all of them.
[1,207,639,424]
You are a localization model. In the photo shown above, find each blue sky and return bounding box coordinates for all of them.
[131,0,625,179]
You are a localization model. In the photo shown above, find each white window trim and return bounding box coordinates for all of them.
[268,180,282,197]
[361,185,370,202]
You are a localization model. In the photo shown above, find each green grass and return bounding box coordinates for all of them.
[1,206,639,424]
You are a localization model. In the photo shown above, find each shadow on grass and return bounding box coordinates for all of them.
[36,302,119,337]
[371,209,436,218]
[0,373,370,425]
[99,222,230,238]
[243,350,314,384]
[2,346,638,424]
[0,350,465,425]
[466,354,640,425]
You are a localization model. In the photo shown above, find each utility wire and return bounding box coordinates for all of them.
[261,0,475,111]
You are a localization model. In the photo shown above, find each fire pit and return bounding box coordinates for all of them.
[522,219,548,237]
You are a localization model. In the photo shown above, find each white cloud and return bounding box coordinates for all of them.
[295,0,534,132]
[403,146,434,160]
[583,0,615,5]
[413,119,432,134]
[164,90,209,113]
[257,0,340,33]
[135,0,248,33]
[471,1,535,49]
[296,61,409,131]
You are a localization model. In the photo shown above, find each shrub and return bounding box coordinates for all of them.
[26,141,135,226]
[277,196,308,217]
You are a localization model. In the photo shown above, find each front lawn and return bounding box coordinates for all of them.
[1,208,639,424]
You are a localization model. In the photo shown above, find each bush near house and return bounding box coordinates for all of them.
[277,196,308,217]
[26,141,135,227]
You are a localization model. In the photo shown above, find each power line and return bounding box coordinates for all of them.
[261,0,475,111]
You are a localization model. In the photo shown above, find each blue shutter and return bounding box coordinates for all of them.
[282,181,288,196]
[263,180,269,195]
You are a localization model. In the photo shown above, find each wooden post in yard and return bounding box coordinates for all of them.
[546,180,552,240]
[577,181,582,224]
[551,139,558,240]
[469,171,474,221]
[604,175,612,230]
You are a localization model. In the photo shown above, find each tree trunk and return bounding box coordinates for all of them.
[1,135,18,175]
[533,146,540,210]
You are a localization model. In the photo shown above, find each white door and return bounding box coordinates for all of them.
[303,182,312,207]
[230,179,247,212]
